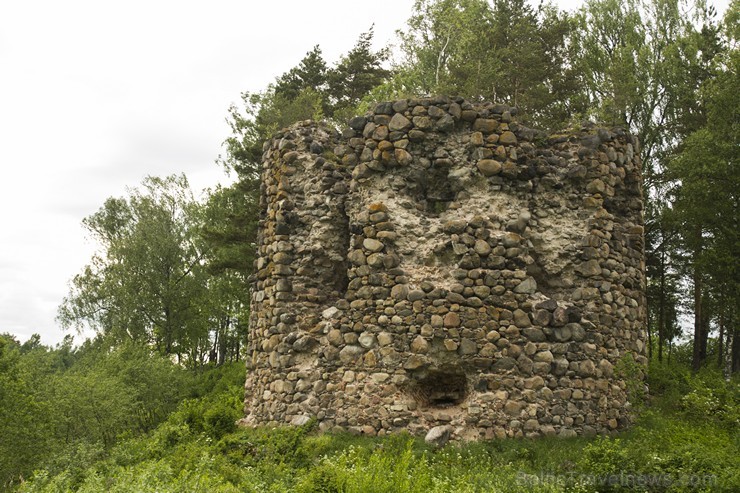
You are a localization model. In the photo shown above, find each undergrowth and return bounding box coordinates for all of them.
[17,361,739,493]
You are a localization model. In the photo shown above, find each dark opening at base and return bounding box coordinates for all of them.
[409,367,469,408]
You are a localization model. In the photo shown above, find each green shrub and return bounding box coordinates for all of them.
[616,353,647,409]
[203,403,239,440]
[218,419,316,468]
[647,360,693,400]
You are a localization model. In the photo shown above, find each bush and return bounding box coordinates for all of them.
[203,403,239,440]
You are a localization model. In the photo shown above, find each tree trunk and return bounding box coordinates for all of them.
[691,262,704,372]
[724,327,734,380]
[658,248,666,362]
[717,316,724,369]
[217,317,229,366]
[732,326,740,375]
[646,300,653,361]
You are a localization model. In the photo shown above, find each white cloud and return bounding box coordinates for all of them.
[0,0,414,345]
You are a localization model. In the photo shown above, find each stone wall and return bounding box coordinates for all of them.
[242,97,647,440]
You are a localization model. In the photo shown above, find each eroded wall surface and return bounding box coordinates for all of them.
[243,97,647,440]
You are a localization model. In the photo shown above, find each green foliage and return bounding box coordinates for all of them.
[58,174,249,365]
[13,353,739,493]
[393,0,583,129]
[647,359,693,401]
[0,336,242,491]
[57,175,209,360]
[215,28,390,296]
[663,38,739,370]
[679,371,740,429]
[615,353,648,408]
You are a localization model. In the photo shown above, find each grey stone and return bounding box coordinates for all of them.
[348,116,367,132]
[363,238,385,252]
[291,415,312,426]
[425,425,453,447]
[293,336,317,352]
[553,326,572,342]
[532,309,551,326]
[493,357,517,370]
[533,350,554,363]
[348,249,367,265]
[513,309,532,328]
[499,131,517,145]
[577,259,602,277]
[559,429,578,439]
[407,290,426,302]
[474,239,492,256]
[358,333,377,349]
[523,328,546,342]
[322,307,340,319]
[458,338,478,355]
[535,299,558,311]
[389,113,412,132]
[472,119,499,133]
[513,277,537,294]
[410,335,429,353]
[477,159,502,177]
[403,354,428,370]
[339,345,364,364]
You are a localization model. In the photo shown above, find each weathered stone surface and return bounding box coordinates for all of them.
[477,159,502,177]
[425,425,453,447]
[395,148,414,166]
[523,327,546,342]
[389,113,412,132]
[586,179,606,194]
[533,350,554,363]
[339,345,364,364]
[244,97,646,443]
[410,335,429,353]
[408,289,426,302]
[322,307,340,319]
[473,118,499,133]
[363,238,384,253]
[391,284,409,300]
[444,312,461,328]
[499,131,517,145]
[577,259,602,277]
[291,415,312,426]
[513,309,531,328]
[404,354,428,370]
[359,333,377,349]
[493,357,517,371]
[514,277,537,294]
[459,338,478,355]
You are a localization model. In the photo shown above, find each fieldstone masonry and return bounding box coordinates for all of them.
[242,97,647,440]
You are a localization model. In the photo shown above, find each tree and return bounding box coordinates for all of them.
[200,185,253,364]
[665,35,739,371]
[58,175,210,362]
[574,0,732,372]
[326,26,390,121]
[0,334,54,488]
[573,0,722,185]
[392,0,584,128]
[215,28,391,289]
[644,206,683,362]
[274,45,328,102]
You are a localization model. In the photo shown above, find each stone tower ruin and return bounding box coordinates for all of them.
[242,97,647,440]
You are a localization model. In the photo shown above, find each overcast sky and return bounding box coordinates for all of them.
[0,0,729,346]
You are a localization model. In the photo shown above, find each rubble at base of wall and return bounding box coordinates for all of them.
[242,96,647,441]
